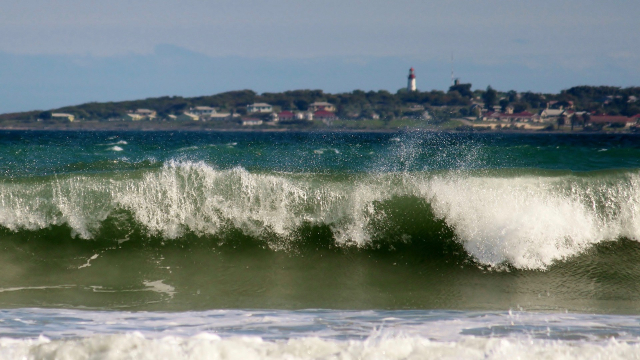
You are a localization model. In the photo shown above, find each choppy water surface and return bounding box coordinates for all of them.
[2,130,640,358]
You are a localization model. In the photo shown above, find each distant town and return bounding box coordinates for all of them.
[1,68,640,132]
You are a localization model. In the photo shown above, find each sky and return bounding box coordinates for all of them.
[1,0,639,113]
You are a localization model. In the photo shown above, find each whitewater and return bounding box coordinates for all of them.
[2,161,640,269]
[2,130,640,358]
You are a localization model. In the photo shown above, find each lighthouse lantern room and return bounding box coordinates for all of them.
[407,67,416,91]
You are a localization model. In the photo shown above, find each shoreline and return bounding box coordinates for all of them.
[0,125,635,135]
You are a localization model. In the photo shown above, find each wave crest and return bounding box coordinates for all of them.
[1,161,640,270]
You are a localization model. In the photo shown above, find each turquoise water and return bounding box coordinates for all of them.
[2,130,640,358]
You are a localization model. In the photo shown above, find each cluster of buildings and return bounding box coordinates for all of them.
[121,107,240,122]
[115,101,341,126]
[138,102,338,126]
[478,102,640,128]
[241,102,340,126]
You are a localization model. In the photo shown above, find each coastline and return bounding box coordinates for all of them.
[0,124,634,135]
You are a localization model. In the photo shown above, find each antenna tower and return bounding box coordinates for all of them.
[450,53,455,86]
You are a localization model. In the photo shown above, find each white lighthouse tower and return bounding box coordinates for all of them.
[407,67,416,91]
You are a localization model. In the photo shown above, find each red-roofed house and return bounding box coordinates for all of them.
[314,110,337,120]
[278,111,295,121]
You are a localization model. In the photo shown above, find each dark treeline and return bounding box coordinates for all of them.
[2,85,640,121]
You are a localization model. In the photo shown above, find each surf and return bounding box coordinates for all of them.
[2,160,640,270]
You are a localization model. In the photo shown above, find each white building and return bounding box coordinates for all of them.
[540,109,565,119]
[52,113,75,122]
[304,111,314,121]
[242,119,263,126]
[247,103,273,113]
[407,67,416,91]
[189,106,216,116]
[308,102,336,112]
[209,113,240,120]
[135,109,157,119]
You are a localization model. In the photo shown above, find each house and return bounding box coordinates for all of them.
[242,118,263,126]
[189,106,216,116]
[278,111,295,121]
[209,113,239,120]
[134,109,157,119]
[295,111,314,121]
[176,113,199,121]
[125,109,156,120]
[124,113,144,121]
[52,113,75,122]
[540,109,565,119]
[247,103,273,113]
[313,110,337,120]
[308,102,336,112]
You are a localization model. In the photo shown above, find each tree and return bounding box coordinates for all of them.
[482,86,497,111]
[499,99,509,113]
[448,83,473,98]
[557,114,566,127]
[39,111,52,120]
[513,102,528,113]
[294,99,310,111]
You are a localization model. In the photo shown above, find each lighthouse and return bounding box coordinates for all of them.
[407,67,416,91]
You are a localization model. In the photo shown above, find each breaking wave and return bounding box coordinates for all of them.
[1,161,640,270]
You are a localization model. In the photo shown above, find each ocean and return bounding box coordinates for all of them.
[2,130,640,358]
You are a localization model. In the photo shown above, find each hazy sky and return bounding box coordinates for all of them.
[1,0,639,112]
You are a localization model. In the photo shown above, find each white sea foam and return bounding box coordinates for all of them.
[0,285,75,293]
[1,308,640,359]
[1,161,640,269]
[143,280,176,298]
[109,146,124,151]
[1,332,639,360]
[78,254,99,269]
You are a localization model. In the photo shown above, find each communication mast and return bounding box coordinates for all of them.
[451,53,455,86]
